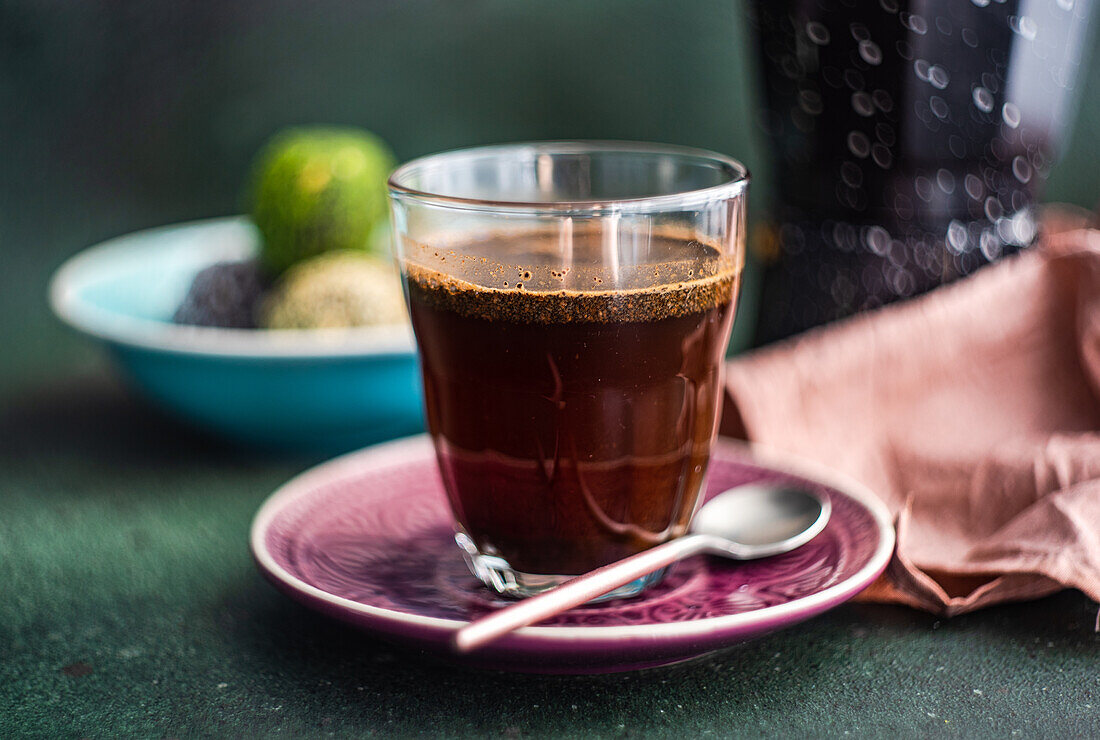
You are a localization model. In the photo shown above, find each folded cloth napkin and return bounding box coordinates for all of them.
[721,208,1100,617]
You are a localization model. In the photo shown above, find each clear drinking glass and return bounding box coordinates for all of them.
[388,142,748,598]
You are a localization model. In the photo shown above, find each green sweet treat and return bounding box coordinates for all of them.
[260,251,408,330]
[250,126,396,275]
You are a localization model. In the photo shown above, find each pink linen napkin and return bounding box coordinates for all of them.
[721,209,1100,616]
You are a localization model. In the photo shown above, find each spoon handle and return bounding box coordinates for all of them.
[452,533,714,653]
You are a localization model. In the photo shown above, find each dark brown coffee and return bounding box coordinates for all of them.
[404,231,739,575]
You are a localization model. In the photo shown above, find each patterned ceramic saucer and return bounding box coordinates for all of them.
[251,435,894,673]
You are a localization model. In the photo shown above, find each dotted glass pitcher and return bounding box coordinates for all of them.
[749,0,1096,342]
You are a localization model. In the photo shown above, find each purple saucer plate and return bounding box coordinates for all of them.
[250,435,894,674]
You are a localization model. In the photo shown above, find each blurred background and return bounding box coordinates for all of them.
[2,0,1098,392]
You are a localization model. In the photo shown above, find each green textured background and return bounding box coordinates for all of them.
[1,1,1099,736]
[3,0,1100,387]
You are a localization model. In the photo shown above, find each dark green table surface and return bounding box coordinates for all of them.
[3,2,1100,736]
[2,373,1099,737]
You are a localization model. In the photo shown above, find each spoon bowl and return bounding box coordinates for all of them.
[453,482,831,652]
[694,483,831,558]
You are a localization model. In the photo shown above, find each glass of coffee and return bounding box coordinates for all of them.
[389,142,748,599]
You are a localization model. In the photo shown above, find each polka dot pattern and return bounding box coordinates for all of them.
[750,0,1091,341]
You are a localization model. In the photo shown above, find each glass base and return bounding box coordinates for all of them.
[454,532,665,601]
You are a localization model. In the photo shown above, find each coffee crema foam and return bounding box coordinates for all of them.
[401,229,741,324]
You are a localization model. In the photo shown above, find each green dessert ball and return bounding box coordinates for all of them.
[260,251,408,329]
[250,126,396,275]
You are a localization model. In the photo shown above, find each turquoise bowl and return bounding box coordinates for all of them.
[49,217,424,454]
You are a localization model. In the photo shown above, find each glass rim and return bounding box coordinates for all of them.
[387,140,750,215]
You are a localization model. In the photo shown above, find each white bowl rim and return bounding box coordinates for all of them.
[48,216,418,360]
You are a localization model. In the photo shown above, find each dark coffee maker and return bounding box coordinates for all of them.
[750,0,1095,343]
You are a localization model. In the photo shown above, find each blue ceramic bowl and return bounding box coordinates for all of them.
[49,217,424,454]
